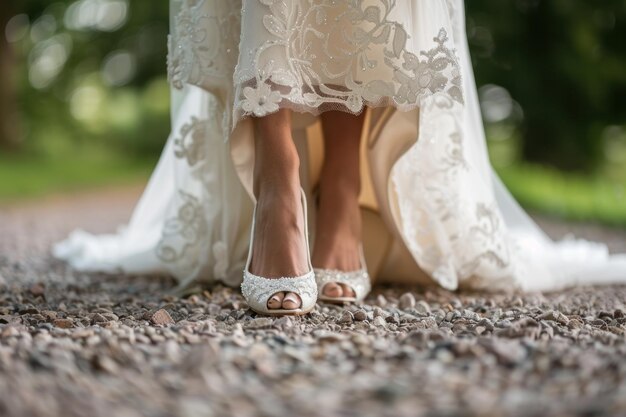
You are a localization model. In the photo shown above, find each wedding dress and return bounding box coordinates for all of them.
[54,0,626,292]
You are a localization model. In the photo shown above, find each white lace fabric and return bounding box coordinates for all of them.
[234,0,463,123]
[53,0,626,293]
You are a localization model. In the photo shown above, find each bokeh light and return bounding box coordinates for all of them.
[101,50,136,86]
[5,14,30,43]
[28,33,72,89]
[64,0,129,32]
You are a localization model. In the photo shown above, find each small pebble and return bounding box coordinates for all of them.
[273,316,293,329]
[338,310,354,324]
[1,326,20,337]
[415,301,431,314]
[52,319,74,329]
[29,282,46,297]
[376,294,387,307]
[150,309,175,326]
[91,313,108,324]
[399,293,416,310]
[373,316,387,327]
[246,317,273,329]
[353,310,367,321]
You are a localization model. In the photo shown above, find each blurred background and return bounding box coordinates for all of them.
[1,0,625,226]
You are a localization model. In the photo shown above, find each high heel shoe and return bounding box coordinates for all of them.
[241,188,318,316]
[315,246,371,303]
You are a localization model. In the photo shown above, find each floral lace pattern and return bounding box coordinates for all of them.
[168,0,241,90]
[234,0,463,122]
[173,116,210,166]
[391,93,519,290]
[156,190,208,267]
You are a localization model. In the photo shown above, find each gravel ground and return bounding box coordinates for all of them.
[1,186,626,417]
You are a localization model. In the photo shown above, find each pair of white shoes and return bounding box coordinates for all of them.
[241,189,371,316]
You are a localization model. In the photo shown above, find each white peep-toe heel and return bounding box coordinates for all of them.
[315,245,371,304]
[241,189,318,316]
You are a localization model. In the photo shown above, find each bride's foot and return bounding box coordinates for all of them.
[312,181,362,299]
[251,178,309,311]
[313,110,368,301]
[243,108,316,314]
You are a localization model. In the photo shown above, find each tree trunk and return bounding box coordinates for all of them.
[0,5,21,151]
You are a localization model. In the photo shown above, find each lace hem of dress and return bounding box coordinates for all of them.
[389,93,522,292]
[232,80,424,127]
[232,26,464,129]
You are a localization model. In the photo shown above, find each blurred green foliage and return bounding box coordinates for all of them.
[468,0,626,171]
[4,0,170,156]
[1,0,625,224]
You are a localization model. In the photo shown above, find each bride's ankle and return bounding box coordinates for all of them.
[319,175,360,201]
[253,158,301,200]
[254,176,301,205]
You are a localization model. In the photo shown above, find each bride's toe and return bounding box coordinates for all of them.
[340,284,356,298]
[323,282,343,298]
[267,292,285,309]
[282,292,302,310]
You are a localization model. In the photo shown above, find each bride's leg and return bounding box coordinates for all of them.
[313,110,366,299]
[252,109,308,310]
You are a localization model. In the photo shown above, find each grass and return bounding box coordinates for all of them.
[1,142,625,228]
[0,146,154,203]
[497,163,626,227]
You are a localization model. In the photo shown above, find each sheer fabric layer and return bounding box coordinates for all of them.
[54,0,626,292]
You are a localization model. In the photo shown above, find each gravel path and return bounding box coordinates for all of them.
[1,186,625,417]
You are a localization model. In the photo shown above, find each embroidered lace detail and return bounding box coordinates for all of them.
[156,190,207,268]
[233,0,463,123]
[241,82,282,117]
[460,203,512,275]
[173,116,210,166]
[315,268,371,301]
[391,93,519,290]
[168,0,241,89]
